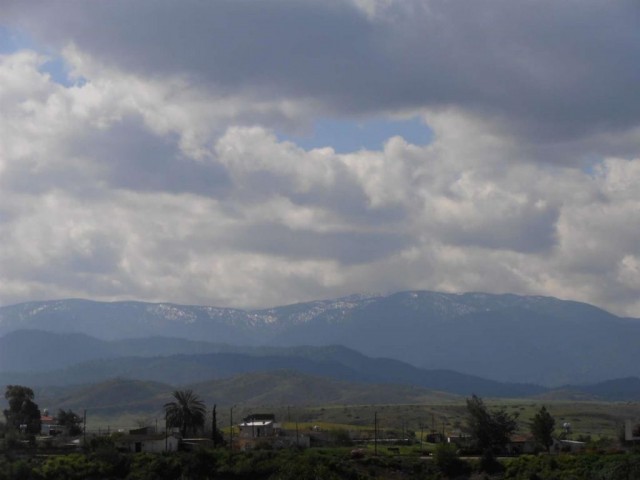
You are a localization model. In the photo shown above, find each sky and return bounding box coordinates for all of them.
[0,0,639,316]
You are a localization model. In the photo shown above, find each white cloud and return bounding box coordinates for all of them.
[1,2,640,318]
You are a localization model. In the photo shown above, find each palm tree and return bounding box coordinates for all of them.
[164,389,206,438]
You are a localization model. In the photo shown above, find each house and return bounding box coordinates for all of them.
[447,433,473,449]
[425,432,445,443]
[236,414,309,450]
[506,435,538,455]
[624,420,640,442]
[181,438,215,451]
[552,438,586,453]
[40,415,63,436]
[115,427,180,453]
[239,414,278,439]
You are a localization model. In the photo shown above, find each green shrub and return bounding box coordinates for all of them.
[37,454,112,480]
[433,443,471,478]
[127,453,183,480]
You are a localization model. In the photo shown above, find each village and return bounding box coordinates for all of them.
[2,385,640,479]
[33,409,619,456]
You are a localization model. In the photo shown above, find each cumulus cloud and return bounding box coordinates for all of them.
[0,1,640,317]
[4,0,639,145]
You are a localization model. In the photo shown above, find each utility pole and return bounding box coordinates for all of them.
[83,409,87,448]
[251,412,255,438]
[229,406,236,452]
[374,411,378,456]
[212,405,218,448]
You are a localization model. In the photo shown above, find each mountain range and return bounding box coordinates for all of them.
[0,330,543,397]
[1,329,639,405]
[2,291,639,386]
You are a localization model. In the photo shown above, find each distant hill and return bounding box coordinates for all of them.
[537,377,640,402]
[41,378,174,416]
[576,377,640,401]
[0,332,544,397]
[29,373,640,422]
[0,330,232,372]
[0,330,115,372]
[33,373,461,417]
[190,370,461,407]
[2,291,640,385]
[2,330,638,402]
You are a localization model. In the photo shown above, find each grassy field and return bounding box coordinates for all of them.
[85,399,640,443]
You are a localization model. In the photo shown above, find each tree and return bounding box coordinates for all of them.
[3,385,41,434]
[530,406,555,452]
[211,405,224,447]
[57,409,83,436]
[433,443,471,478]
[465,394,517,454]
[164,390,206,438]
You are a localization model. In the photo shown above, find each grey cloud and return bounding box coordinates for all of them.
[75,117,232,197]
[59,235,123,276]
[440,204,559,253]
[0,115,232,198]
[0,160,97,197]
[5,0,640,145]
[289,189,408,227]
[225,163,407,226]
[1,226,123,287]
[229,223,412,264]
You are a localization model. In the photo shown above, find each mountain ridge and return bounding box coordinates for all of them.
[0,330,544,398]
[1,291,639,386]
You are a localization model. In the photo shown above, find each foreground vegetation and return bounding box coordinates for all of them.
[3,384,639,479]
[0,446,639,480]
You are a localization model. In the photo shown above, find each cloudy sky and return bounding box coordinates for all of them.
[1,0,639,316]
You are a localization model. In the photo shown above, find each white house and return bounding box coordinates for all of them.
[236,413,310,450]
[552,439,586,453]
[239,414,279,439]
[115,427,180,453]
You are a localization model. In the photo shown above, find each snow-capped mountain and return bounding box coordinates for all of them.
[1,291,639,386]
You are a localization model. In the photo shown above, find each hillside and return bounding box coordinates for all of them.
[0,332,544,397]
[2,291,640,385]
[2,330,638,401]
[23,373,640,425]
[30,373,461,418]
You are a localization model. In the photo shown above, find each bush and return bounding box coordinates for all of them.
[127,453,183,480]
[37,454,112,480]
[502,453,640,480]
[479,448,503,474]
[433,443,471,478]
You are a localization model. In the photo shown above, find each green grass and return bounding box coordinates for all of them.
[84,399,639,445]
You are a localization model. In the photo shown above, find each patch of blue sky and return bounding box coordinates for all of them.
[279,116,433,153]
[0,25,30,53]
[41,56,84,88]
[581,155,606,177]
[0,24,82,87]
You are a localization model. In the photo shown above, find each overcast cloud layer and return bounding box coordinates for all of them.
[1,0,640,316]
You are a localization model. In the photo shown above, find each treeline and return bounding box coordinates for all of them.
[1,448,640,480]
[503,453,640,480]
[0,448,430,480]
